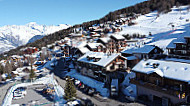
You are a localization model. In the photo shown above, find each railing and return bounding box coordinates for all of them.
[130,79,180,97]
[168,52,190,58]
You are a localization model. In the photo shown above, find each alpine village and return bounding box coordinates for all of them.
[0,0,190,106]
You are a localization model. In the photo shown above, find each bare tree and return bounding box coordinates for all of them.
[5,61,13,79]
[28,56,35,72]
[18,60,24,68]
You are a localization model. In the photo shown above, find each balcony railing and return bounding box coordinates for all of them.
[130,79,182,97]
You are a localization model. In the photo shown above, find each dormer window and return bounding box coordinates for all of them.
[93,58,101,62]
[153,63,159,68]
[87,56,90,61]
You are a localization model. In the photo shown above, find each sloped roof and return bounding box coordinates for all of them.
[87,43,105,49]
[99,37,111,44]
[78,47,90,54]
[78,51,121,67]
[133,45,156,54]
[166,39,177,49]
[122,45,159,54]
[111,34,125,40]
[132,59,190,83]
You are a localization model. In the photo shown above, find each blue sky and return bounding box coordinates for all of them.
[0,0,146,26]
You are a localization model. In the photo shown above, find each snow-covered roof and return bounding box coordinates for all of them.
[99,37,111,44]
[125,56,137,60]
[87,43,105,49]
[166,39,177,49]
[12,71,19,75]
[91,34,101,37]
[167,35,187,49]
[173,37,186,44]
[94,29,103,32]
[78,47,90,54]
[121,47,139,55]
[78,51,121,67]
[122,45,158,54]
[132,59,190,83]
[1,73,8,78]
[75,41,87,48]
[69,33,82,37]
[111,34,125,40]
[184,35,190,38]
[11,55,23,59]
[133,45,156,54]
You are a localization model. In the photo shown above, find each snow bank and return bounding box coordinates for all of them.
[66,69,109,97]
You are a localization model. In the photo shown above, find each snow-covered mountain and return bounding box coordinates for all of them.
[0,22,70,53]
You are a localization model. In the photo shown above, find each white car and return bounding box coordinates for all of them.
[13,91,24,100]
[13,87,27,99]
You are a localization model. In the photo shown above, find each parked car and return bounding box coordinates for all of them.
[88,88,95,96]
[13,91,25,100]
[81,98,94,106]
[14,87,27,96]
[83,86,90,94]
[50,63,55,67]
[67,99,81,106]
[74,80,80,86]
[125,95,136,102]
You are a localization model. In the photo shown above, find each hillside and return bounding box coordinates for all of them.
[0,22,70,53]
[119,6,190,53]
[1,0,190,59]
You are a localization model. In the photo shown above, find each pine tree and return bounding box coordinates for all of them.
[0,64,5,74]
[29,69,35,81]
[64,78,76,101]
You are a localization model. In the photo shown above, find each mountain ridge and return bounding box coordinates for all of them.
[0,22,70,53]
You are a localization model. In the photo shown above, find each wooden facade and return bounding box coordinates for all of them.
[131,71,190,105]
[76,55,127,82]
[167,36,190,59]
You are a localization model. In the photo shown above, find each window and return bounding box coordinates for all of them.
[182,45,186,49]
[181,50,187,54]
[110,64,115,70]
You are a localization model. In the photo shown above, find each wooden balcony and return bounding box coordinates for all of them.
[168,53,190,59]
[131,79,181,97]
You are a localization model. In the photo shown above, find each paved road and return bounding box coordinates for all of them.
[0,82,16,105]
[12,84,54,105]
[54,74,144,106]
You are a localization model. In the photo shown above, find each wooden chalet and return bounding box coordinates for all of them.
[131,59,190,105]
[76,52,128,82]
[85,43,106,52]
[122,45,163,60]
[167,35,190,59]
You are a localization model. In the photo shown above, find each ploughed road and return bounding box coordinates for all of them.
[52,58,145,106]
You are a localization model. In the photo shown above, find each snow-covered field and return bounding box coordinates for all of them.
[119,6,190,53]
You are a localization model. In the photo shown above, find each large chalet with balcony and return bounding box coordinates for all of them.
[131,59,190,105]
[85,43,106,52]
[167,35,190,59]
[97,34,127,53]
[76,52,128,83]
